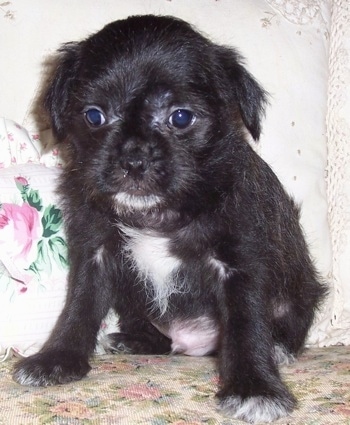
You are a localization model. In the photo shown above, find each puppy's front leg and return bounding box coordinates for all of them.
[13,251,113,386]
[216,270,296,423]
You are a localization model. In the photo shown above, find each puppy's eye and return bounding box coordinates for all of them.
[168,109,195,129]
[84,108,106,127]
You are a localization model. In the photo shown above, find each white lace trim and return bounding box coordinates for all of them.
[266,0,328,25]
[322,0,350,345]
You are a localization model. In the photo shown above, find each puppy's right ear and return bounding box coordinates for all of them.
[44,42,81,141]
[215,47,268,141]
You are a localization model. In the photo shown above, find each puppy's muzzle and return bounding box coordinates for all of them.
[115,142,164,210]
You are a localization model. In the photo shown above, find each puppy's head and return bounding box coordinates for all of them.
[45,15,267,214]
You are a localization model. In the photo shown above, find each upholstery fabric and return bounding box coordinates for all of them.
[0,346,349,424]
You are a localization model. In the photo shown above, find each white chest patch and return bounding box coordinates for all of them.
[119,225,182,315]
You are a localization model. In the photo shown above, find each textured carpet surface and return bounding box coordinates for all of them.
[0,346,349,424]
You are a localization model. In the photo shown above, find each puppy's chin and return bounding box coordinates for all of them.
[113,192,163,214]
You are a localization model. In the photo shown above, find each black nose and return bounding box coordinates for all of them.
[121,157,147,176]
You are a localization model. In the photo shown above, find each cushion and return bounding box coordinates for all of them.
[0,163,67,359]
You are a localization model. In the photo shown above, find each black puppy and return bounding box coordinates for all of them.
[13,15,327,423]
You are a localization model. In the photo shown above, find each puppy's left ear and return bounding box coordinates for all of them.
[216,48,268,141]
[44,42,81,141]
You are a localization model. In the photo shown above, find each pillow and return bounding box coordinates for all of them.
[0,164,68,359]
[0,117,63,169]
[0,117,40,167]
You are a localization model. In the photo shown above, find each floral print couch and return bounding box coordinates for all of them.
[0,0,349,424]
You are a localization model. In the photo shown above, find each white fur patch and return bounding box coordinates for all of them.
[99,334,132,354]
[272,301,291,319]
[209,257,231,280]
[13,366,62,387]
[219,394,292,423]
[93,245,105,265]
[273,344,295,366]
[13,369,41,386]
[114,192,162,211]
[166,316,219,356]
[119,225,182,315]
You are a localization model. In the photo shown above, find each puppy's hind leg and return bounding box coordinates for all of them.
[216,270,296,423]
[103,316,172,355]
[272,270,327,363]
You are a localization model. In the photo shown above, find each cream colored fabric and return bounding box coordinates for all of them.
[323,0,350,345]
[0,0,348,347]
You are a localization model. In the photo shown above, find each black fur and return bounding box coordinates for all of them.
[13,15,327,423]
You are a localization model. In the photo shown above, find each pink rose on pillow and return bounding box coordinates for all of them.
[0,202,40,264]
[14,176,29,187]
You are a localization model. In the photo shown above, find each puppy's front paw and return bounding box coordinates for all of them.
[13,351,91,387]
[217,393,295,423]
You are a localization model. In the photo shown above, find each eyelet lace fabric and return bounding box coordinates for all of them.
[323,0,350,345]
[266,0,327,25]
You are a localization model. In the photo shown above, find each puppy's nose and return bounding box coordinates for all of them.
[121,157,147,176]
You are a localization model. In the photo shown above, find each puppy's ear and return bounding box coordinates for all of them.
[217,48,268,141]
[44,42,81,141]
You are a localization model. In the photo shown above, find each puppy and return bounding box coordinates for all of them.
[13,15,327,423]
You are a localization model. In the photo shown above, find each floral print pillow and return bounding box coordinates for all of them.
[0,164,69,360]
[1,173,68,289]
[0,117,63,168]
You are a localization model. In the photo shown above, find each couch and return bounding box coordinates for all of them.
[0,0,349,423]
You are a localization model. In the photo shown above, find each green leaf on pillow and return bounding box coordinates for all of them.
[48,236,69,268]
[25,203,68,278]
[27,239,51,275]
[41,205,63,237]
[25,189,43,211]
[27,235,68,278]
[15,179,43,211]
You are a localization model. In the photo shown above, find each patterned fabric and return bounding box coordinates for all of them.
[0,118,63,168]
[0,346,349,424]
[266,0,329,24]
[0,163,69,359]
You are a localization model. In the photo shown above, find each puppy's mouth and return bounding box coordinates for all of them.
[112,169,165,212]
[113,192,163,212]
[104,149,168,212]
